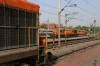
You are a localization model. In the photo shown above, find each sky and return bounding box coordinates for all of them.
[28,0,100,27]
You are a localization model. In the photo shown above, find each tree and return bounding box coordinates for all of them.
[41,24,47,29]
[61,26,65,28]
[67,26,73,29]
[75,25,82,30]
[95,27,100,34]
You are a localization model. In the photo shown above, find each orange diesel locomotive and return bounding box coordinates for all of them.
[52,29,86,37]
[0,0,47,66]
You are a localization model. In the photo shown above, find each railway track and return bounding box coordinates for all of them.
[3,37,98,66]
[51,43,100,66]
[46,37,100,66]
[48,37,99,49]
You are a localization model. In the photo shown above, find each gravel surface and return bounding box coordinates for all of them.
[54,42,100,66]
[48,39,100,57]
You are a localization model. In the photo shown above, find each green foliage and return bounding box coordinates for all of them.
[75,25,82,30]
[41,24,47,29]
[85,26,100,35]
[60,26,65,28]
[67,26,73,29]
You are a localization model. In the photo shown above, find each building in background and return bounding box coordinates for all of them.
[40,23,63,29]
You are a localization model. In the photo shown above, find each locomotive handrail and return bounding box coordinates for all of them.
[28,27,48,61]
[28,27,38,49]
[46,29,48,59]
[28,27,40,61]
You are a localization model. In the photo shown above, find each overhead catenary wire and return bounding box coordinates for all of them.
[41,2,94,23]
[77,6,100,18]
[32,0,96,22]
[84,0,100,12]
[41,15,58,20]
[40,10,65,23]
[64,0,100,18]
[60,0,72,12]
[76,15,92,22]
[31,0,100,26]
[32,0,72,13]
[41,10,65,17]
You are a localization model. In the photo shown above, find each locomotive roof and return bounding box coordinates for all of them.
[0,0,39,12]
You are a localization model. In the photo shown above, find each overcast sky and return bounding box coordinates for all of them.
[28,0,100,27]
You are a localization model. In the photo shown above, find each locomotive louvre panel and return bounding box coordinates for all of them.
[9,7,19,48]
[10,8,18,26]
[19,10,25,27]
[0,5,5,26]
[0,5,38,50]
[32,13,37,27]
[6,28,11,49]
[30,29,33,46]
[11,28,19,48]
[30,29,37,46]
[25,28,38,46]
[19,28,26,47]
[0,28,6,50]
[26,12,33,27]
[26,28,28,46]
[32,29,38,45]
[5,7,10,26]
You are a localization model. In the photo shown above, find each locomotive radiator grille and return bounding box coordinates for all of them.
[5,7,10,26]
[10,8,18,26]
[30,29,37,46]
[33,13,37,27]
[26,12,33,27]
[19,28,26,47]
[0,5,38,50]
[19,10,25,27]
[0,28,6,49]
[6,28,11,49]
[11,28,19,48]
[0,5,4,26]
